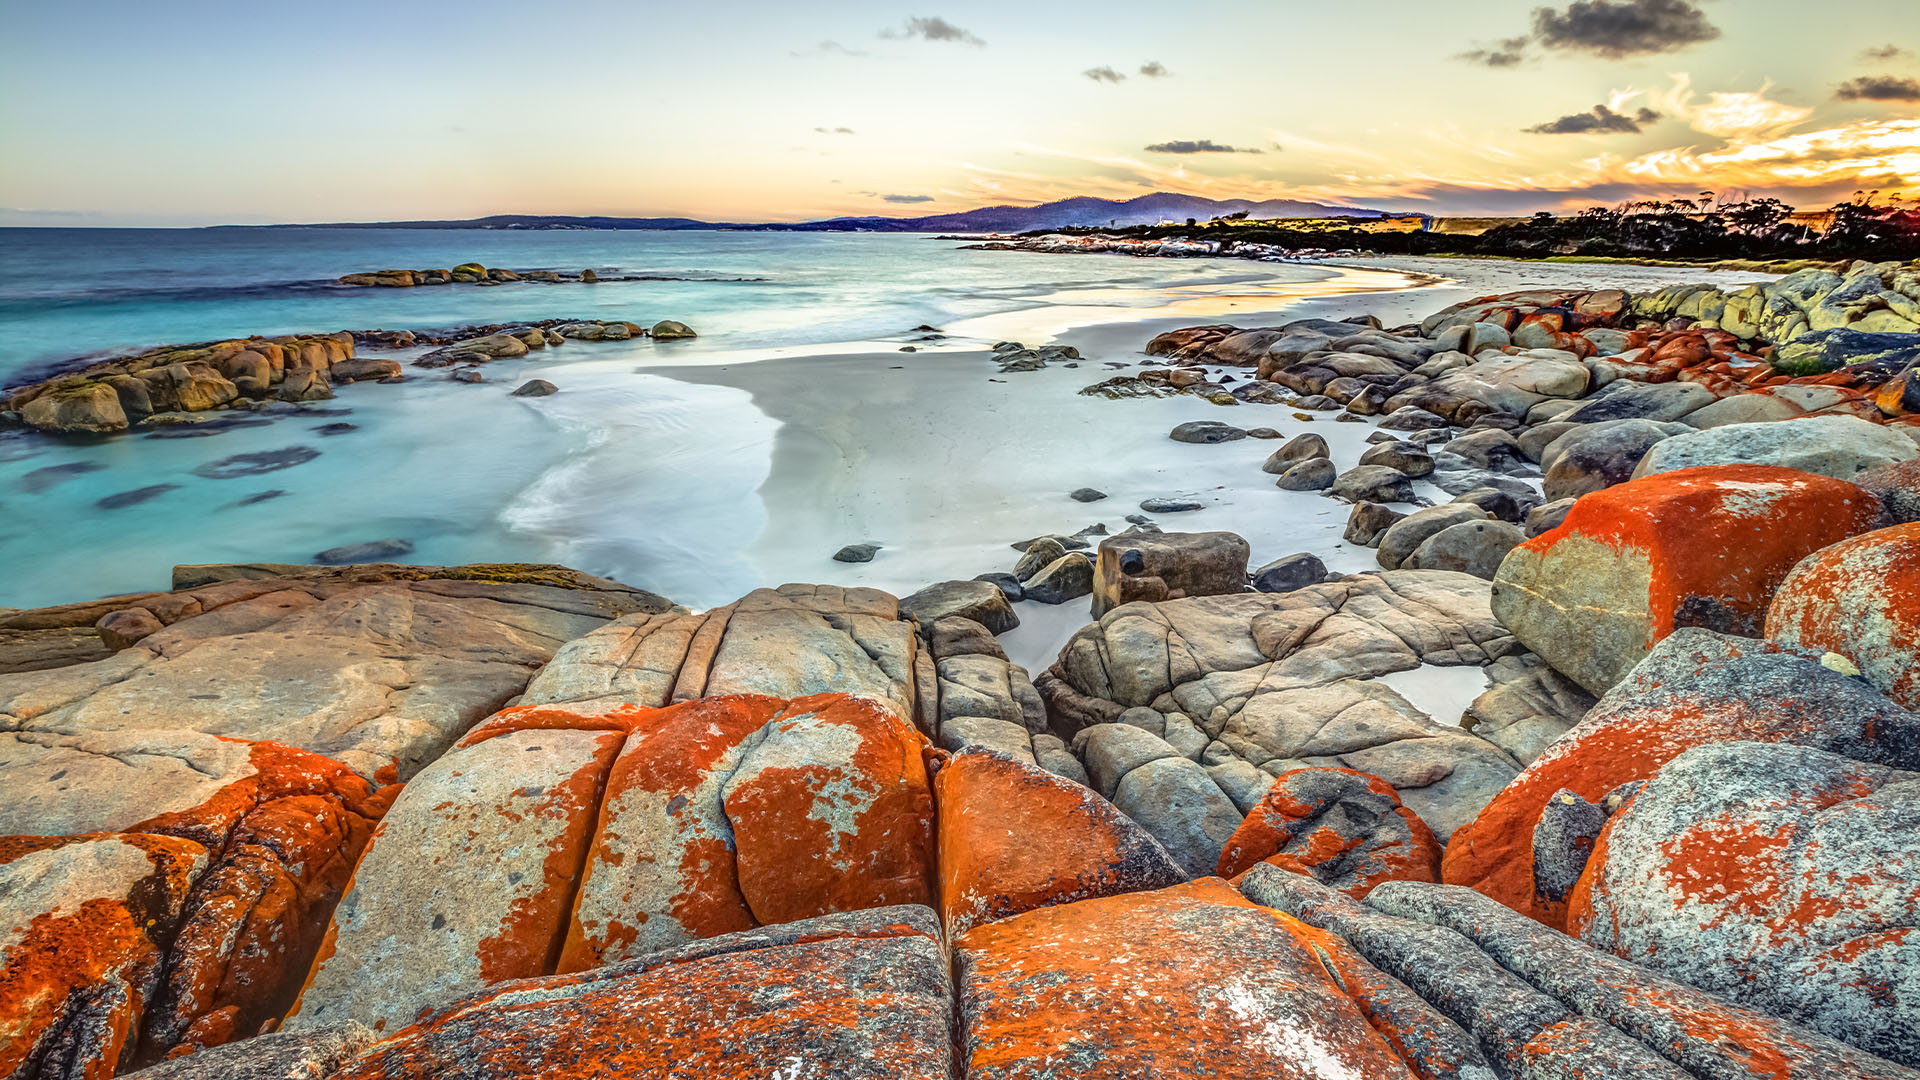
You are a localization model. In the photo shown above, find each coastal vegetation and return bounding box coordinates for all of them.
[1039,193,1920,265]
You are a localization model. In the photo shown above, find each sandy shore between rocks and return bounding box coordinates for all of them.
[649,255,1784,673]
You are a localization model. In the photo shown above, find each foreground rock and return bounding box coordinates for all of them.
[1214,767,1441,896]
[953,879,1420,1079]
[288,692,935,1035]
[1442,628,1920,929]
[1570,740,1920,1066]
[323,907,953,1079]
[1090,530,1249,617]
[0,562,672,778]
[1245,869,1914,1080]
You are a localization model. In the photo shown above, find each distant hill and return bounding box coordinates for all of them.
[223,193,1390,233]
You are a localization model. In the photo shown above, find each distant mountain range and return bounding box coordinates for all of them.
[226,193,1394,233]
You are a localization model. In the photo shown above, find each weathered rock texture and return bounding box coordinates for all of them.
[1442,628,1920,929]
[1767,522,1920,709]
[1491,465,1880,694]
[286,693,935,1035]
[1039,571,1525,846]
[0,563,673,779]
[1215,767,1442,897]
[1569,741,1919,1067]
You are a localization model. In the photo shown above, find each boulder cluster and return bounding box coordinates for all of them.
[337,263,603,287]
[2,318,697,435]
[6,276,1920,1078]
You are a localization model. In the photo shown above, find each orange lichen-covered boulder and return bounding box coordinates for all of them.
[1442,628,1920,929]
[935,747,1184,938]
[0,833,206,1080]
[285,692,935,1036]
[1768,523,1920,710]
[328,906,954,1080]
[1491,465,1880,694]
[285,725,625,1035]
[1569,741,1920,1067]
[953,878,1419,1079]
[0,732,397,1061]
[1216,767,1440,897]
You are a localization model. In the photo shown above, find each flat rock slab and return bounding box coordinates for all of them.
[0,564,674,779]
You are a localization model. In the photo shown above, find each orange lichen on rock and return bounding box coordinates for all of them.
[1492,464,1880,694]
[934,747,1184,939]
[1216,767,1440,897]
[328,906,955,1080]
[722,693,936,927]
[954,878,1418,1079]
[0,833,207,1080]
[1442,627,1920,929]
[556,695,787,972]
[1767,522,1920,710]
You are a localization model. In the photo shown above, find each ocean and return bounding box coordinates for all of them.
[0,228,1388,613]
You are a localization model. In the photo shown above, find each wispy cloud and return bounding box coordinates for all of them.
[881,194,935,203]
[1458,36,1532,68]
[879,16,985,46]
[792,40,868,57]
[815,126,857,134]
[1526,104,1662,135]
[1861,44,1912,61]
[1837,75,1920,102]
[1144,139,1263,154]
[1083,65,1126,83]
[1139,61,1170,77]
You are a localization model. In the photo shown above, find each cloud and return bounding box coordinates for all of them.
[1144,139,1262,154]
[1837,75,1920,102]
[1463,1,1717,65]
[1530,0,1720,58]
[1083,65,1126,83]
[879,16,984,46]
[792,40,868,57]
[815,126,857,134]
[1527,104,1663,134]
[1686,89,1813,139]
[881,194,935,203]
[1458,36,1533,67]
[1605,117,1920,194]
[1861,44,1912,61]
[1139,61,1169,77]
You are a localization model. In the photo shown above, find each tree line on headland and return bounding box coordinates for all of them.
[1040,192,1920,263]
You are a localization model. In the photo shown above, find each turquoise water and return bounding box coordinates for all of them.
[0,228,1348,609]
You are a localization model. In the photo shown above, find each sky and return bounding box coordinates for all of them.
[1,0,1917,225]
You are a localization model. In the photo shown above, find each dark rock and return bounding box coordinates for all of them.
[1252,553,1328,593]
[1276,458,1339,491]
[1451,486,1536,523]
[1169,420,1248,444]
[1023,553,1095,605]
[95,484,179,510]
[315,538,415,564]
[1069,487,1108,502]
[512,379,559,397]
[1345,502,1407,546]
[973,572,1024,603]
[832,543,881,563]
[1525,497,1576,537]
[1331,465,1415,503]
[1262,433,1329,473]
[1139,497,1206,513]
[1359,441,1435,478]
[20,461,107,493]
[900,580,1019,635]
[192,447,320,479]
[313,422,358,436]
[1531,789,1609,903]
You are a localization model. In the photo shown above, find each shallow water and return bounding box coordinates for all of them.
[0,230,1777,614]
